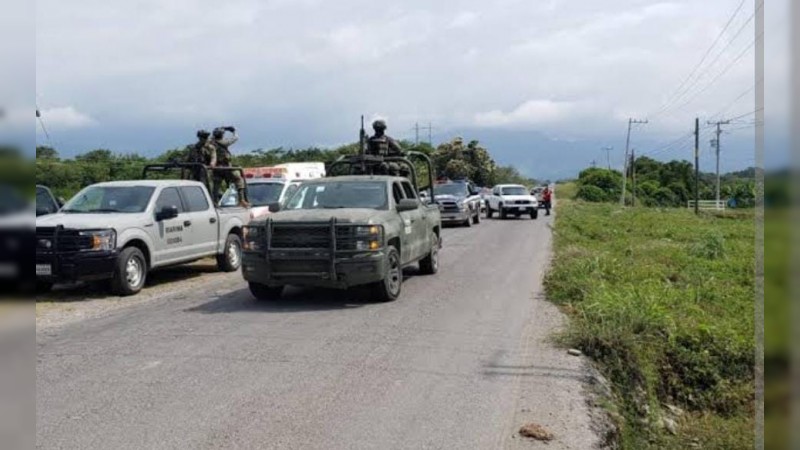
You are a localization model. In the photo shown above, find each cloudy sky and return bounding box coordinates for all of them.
[24,0,791,179]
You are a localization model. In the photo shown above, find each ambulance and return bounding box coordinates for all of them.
[220,162,326,219]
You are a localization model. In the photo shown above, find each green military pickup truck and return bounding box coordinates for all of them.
[241,174,442,302]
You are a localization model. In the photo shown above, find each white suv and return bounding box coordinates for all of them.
[486,184,539,220]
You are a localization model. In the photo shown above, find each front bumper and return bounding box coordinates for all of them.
[501,205,537,213]
[242,249,387,289]
[35,250,119,283]
[440,209,471,223]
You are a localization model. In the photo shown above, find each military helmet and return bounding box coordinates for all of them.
[197,129,210,139]
[212,128,225,139]
[372,120,387,131]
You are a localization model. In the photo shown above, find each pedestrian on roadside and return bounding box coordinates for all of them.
[541,186,552,216]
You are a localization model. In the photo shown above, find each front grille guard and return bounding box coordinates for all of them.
[262,217,340,280]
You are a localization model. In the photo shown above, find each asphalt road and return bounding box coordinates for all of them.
[37,213,600,449]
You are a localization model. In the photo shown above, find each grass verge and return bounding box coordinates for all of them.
[545,185,755,449]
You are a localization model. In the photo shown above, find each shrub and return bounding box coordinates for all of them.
[576,184,610,202]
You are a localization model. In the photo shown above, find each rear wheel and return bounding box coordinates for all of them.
[419,235,440,275]
[217,233,242,272]
[372,247,402,302]
[111,247,147,296]
[249,282,283,301]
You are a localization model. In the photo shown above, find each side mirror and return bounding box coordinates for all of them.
[397,199,419,212]
[267,202,281,213]
[57,197,66,207]
[156,205,179,221]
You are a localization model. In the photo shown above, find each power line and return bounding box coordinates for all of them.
[648,0,747,119]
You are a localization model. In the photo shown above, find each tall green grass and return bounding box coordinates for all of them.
[546,189,755,449]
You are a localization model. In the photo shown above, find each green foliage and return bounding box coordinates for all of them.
[574,157,755,208]
[576,184,609,202]
[36,146,59,160]
[545,200,754,449]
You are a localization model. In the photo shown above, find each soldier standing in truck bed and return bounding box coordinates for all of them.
[367,120,405,176]
[185,129,216,185]
[211,126,249,207]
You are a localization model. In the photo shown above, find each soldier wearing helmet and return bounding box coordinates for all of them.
[185,129,216,184]
[210,126,249,207]
[367,120,403,157]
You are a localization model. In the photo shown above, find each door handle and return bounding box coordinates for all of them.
[184,220,192,227]
[209,217,217,224]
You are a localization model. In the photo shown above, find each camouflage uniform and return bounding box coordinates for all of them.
[211,127,248,206]
[185,130,216,185]
[367,120,404,176]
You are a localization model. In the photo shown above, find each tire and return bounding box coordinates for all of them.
[249,282,283,301]
[111,247,147,296]
[35,281,53,294]
[419,235,440,275]
[486,205,493,218]
[463,214,472,227]
[372,246,402,302]
[472,207,481,224]
[531,209,539,219]
[217,233,242,272]
[500,205,507,220]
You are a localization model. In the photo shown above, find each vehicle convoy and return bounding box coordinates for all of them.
[35,165,250,296]
[241,120,441,302]
[433,180,482,227]
[486,184,539,219]
[36,185,64,216]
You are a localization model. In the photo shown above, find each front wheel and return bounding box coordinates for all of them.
[531,209,539,219]
[472,208,481,224]
[419,235,440,275]
[217,233,242,272]
[249,282,283,301]
[486,205,493,218]
[372,246,402,302]
[111,247,147,296]
[500,205,507,220]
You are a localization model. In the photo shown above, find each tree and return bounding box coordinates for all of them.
[36,146,59,160]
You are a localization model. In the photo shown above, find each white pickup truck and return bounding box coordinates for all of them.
[486,184,539,220]
[35,179,250,296]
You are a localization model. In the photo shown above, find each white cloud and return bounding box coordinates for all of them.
[474,100,577,128]
[448,11,478,29]
[37,107,97,130]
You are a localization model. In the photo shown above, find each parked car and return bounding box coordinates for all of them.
[433,180,482,227]
[36,185,64,216]
[486,184,539,219]
[35,179,250,296]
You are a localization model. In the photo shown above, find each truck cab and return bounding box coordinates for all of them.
[35,179,250,296]
[433,180,482,227]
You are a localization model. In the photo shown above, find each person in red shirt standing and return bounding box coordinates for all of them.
[541,186,552,216]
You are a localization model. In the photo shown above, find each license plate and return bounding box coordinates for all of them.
[36,264,52,276]
[517,206,527,211]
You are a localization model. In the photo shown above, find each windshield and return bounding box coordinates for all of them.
[501,186,528,196]
[434,184,468,197]
[284,181,388,210]
[62,186,155,213]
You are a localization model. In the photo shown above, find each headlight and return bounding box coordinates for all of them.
[243,225,264,251]
[349,225,383,251]
[79,229,116,251]
[458,201,468,210]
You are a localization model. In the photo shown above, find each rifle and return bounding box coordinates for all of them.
[359,115,366,156]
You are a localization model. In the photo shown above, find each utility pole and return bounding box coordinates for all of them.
[631,149,636,207]
[411,122,433,146]
[707,119,730,208]
[694,117,700,215]
[620,118,648,206]
[602,147,613,170]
